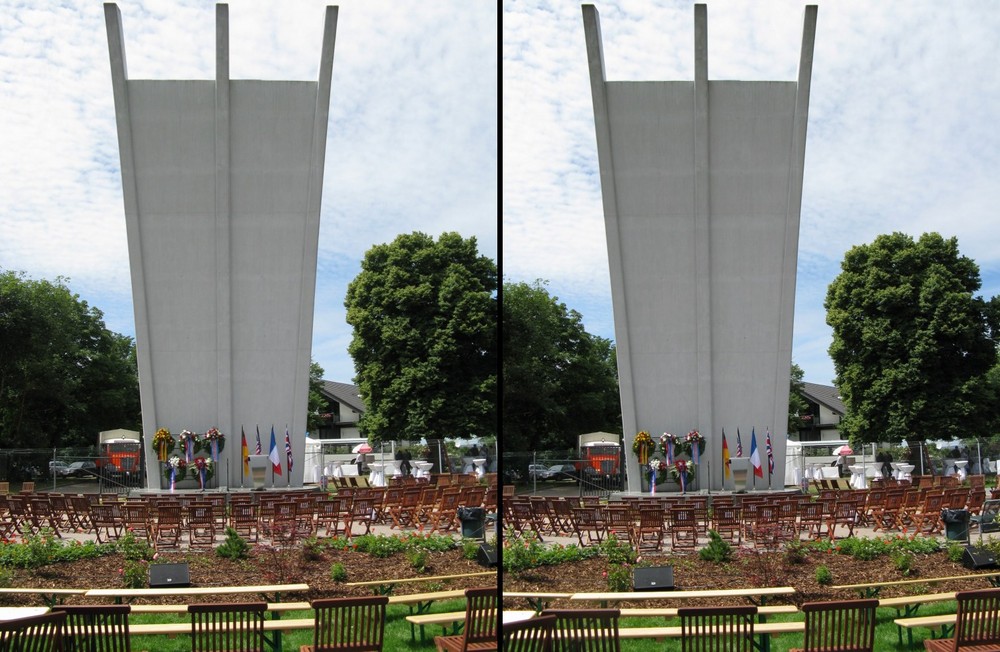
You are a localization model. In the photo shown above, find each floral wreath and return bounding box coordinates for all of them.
[164,456,187,481]
[633,431,655,464]
[647,458,668,476]
[203,427,226,454]
[660,432,680,457]
[669,459,696,483]
[152,428,174,456]
[192,457,214,485]
[179,429,200,453]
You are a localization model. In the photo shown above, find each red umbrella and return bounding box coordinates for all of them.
[352,443,373,454]
[833,445,853,456]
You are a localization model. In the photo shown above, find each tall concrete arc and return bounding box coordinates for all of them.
[583,4,816,492]
[105,3,337,489]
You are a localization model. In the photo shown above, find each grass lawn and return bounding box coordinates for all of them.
[128,598,467,651]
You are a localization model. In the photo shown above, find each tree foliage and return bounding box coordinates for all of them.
[307,360,326,434]
[788,362,809,434]
[502,279,621,452]
[825,232,1000,444]
[345,232,497,443]
[0,271,140,448]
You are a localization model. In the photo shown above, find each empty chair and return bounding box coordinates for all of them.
[153,503,183,550]
[229,502,259,543]
[0,610,66,652]
[789,599,878,652]
[924,587,1000,651]
[55,604,131,652]
[678,605,757,652]
[187,503,216,550]
[434,587,498,652]
[302,595,388,652]
[346,497,375,538]
[189,602,266,652]
[540,608,620,652]
[502,614,556,652]
[91,503,123,543]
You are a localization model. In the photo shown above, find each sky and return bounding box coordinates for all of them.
[0,0,497,385]
[504,0,1000,387]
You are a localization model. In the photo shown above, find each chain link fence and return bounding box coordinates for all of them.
[502,451,626,498]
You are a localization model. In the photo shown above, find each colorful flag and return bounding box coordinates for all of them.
[765,428,774,477]
[736,429,743,457]
[268,426,282,475]
[750,428,763,478]
[285,426,293,474]
[241,427,250,477]
[255,426,262,455]
[722,429,731,480]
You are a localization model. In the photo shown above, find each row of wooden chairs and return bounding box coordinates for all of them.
[0,595,392,652]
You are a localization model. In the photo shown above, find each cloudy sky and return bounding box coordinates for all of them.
[504,0,1000,387]
[0,0,497,384]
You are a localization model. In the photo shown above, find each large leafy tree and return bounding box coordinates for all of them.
[825,232,1000,445]
[788,362,810,434]
[345,232,497,443]
[0,271,140,448]
[502,279,621,453]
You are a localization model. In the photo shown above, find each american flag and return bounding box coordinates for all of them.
[255,426,262,455]
[735,428,743,457]
[765,428,774,476]
[285,427,293,473]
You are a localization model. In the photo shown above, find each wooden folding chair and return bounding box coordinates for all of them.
[502,614,556,652]
[924,587,1000,651]
[789,599,877,652]
[0,610,66,652]
[434,587,497,652]
[540,608,620,652]
[678,605,757,652]
[302,595,388,652]
[55,604,131,652]
[189,602,266,652]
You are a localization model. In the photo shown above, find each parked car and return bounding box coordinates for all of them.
[48,461,70,477]
[527,464,552,481]
[545,464,578,481]
[61,461,98,478]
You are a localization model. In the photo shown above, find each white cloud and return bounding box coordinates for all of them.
[0,0,496,384]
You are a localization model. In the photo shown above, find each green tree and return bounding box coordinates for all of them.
[0,271,140,448]
[788,362,809,434]
[345,232,497,443]
[502,279,621,453]
[825,232,1000,446]
[307,360,326,434]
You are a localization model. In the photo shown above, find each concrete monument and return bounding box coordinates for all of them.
[583,4,816,492]
[105,4,337,489]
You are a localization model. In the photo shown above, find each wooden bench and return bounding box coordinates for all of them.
[502,592,573,613]
[127,601,312,614]
[408,604,800,644]
[0,588,86,607]
[569,586,797,608]
[129,617,315,636]
[84,583,310,604]
[831,572,1000,597]
[894,613,957,640]
[344,571,496,595]
[878,592,957,646]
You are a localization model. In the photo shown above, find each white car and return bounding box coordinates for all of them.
[527,464,552,480]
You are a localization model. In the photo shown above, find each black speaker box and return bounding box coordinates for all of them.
[476,543,497,568]
[963,546,998,570]
[633,566,674,591]
[148,562,191,588]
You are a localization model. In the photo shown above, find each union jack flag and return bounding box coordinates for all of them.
[285,427,293,473]
[765,428,774,476]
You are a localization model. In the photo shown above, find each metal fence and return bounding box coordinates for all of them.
[0,448,144,493]
[502,451,626,499]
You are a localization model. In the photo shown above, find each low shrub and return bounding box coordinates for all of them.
[815,565,833,585]
[329,562,347,582]
[699,530,733,563]
[604,564,632,592]
[216,527,251,561]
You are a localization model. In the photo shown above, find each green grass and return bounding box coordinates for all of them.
[609,600,959,651]
[126,599,466,651]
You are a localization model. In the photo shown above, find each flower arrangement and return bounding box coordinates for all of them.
[152,428,174,461]
[203,427,225,459]
[179,430,199,458]
[633,431,655,465]
[685,429,705,461]
[660,433,680,461]
[648,458,668,475]
[164,456,187,481]
[192,457,214,489]
[669,459,696,484]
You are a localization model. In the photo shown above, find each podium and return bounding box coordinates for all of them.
[248,455,269,490]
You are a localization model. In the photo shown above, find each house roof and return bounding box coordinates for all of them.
[320,380,366,414]
[800,382,845,416]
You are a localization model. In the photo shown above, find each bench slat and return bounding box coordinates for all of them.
[832,573,1000,590]
[343,571,495,587]
[86,583,310,598]
[129,618,314,636]
[571,587,796,601]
